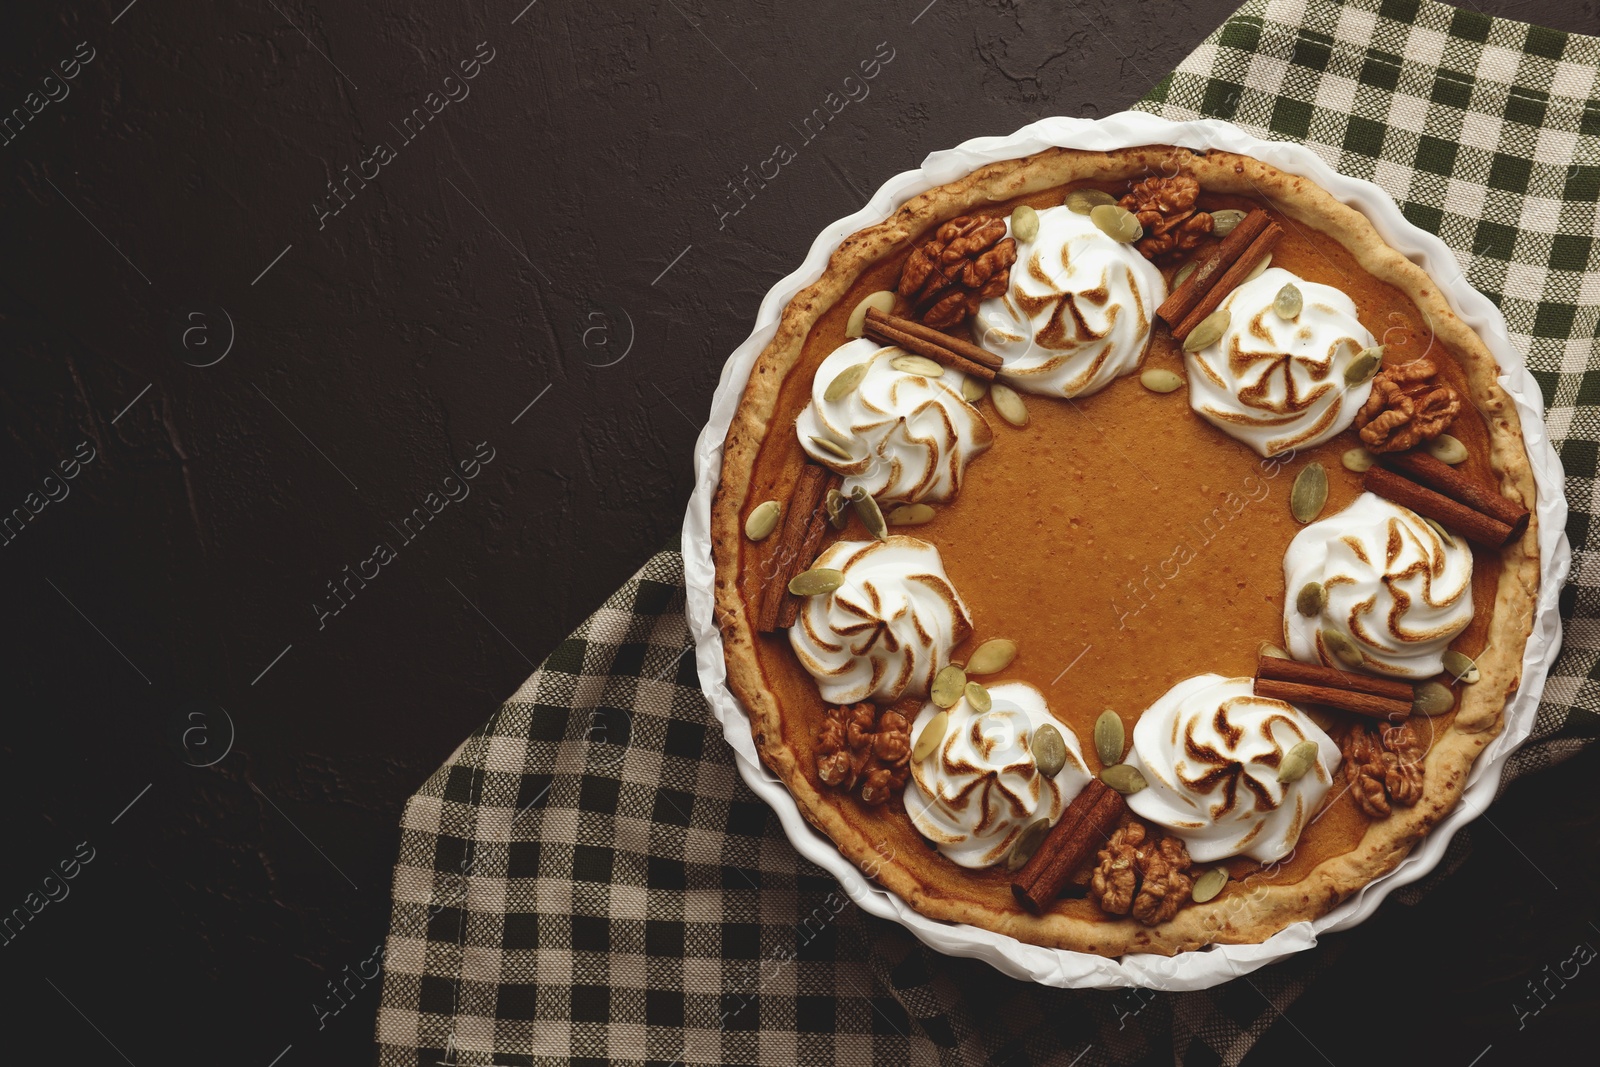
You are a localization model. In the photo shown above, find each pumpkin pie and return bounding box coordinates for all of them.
[711,145,1540,956]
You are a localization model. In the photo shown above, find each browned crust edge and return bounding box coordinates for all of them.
[710,146,1541,957]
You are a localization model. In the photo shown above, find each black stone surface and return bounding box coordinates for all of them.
[1,2,1596,1064]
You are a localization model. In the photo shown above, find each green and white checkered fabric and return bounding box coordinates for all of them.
[1137,0,1597,781]
[375,2,1597,1064]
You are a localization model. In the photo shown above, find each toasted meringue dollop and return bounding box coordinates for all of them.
[1185,267,1377,457]
[1124,674,1340,864]
[1283,491,1474,679]
[973,205,1164,398]
[789,536,972,705]
[905,682,1092,869]
[797,338,993,504]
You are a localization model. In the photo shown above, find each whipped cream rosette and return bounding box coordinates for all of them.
[1185,267,1377,457]
[1123,674,1340,864]
[1283,491,1474,679]
[905,682,1092,869]
[789,536,972,705]
[972,206,1164,398]
[797,338,992,504]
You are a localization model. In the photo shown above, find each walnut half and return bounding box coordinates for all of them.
[814,702,911,806]
[897,216,1017,330]
[1090,821,1195,925]
[1355,359,1461,453]
[1119,174,1214,262]
[1343,721,1428,818]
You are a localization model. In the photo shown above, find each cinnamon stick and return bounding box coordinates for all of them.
[1363,466,1515,550]
[1011,779,1125,914]
[865,307,1003,368]
[1157,208,1273,328]
[775,492,840,629]
[1380,450,1530,541]
[1256,656,1414,701]
[1253,678,1413,722]
[1173,221,1283,340]
[754,465,840,632]
[864,308,998,382]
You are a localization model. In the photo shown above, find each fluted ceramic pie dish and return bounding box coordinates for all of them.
[683,113,1568,988]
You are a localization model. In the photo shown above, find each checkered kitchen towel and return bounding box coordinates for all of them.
[375,2,1599,1063]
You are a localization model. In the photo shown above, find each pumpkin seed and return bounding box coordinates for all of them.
[1422,516,1455,548]
[1191,867,1229,903]
[1277,739,1321,783]
[1341,447,1376,473]
[1296,581,1327,617]
[890,354,944,377]
[788,567,844,596]
[1141,368,1185,394]
[1344,347,1384,386]
[1273,282,1303,320]
[966,638,1018,676]
[845,290,896,339]
[1243,253,1272,282]
[1182,307,1231,352]
[1443,650,1480,684]
[965,681,992,713]
[1090,203,1143,243]
[1428,434,1468,465]
[1094,710,1126,767]
[1099,764,1148,795]
[809,435,852,462]
[990,383,1029,427]
[1065,187,1117,214]
[961,376,987,404]
[1259,642,1290,660]
[1210,209,1247,237]
[824,362,871,402]
[1032,724,1068,778]
[886,503,935,526]
[1290,462,1328,523]
[1174,261,1199,288]
[1010,204,1040,243]
[1005,819,1050,872]
[912,710,948,761]
[1322,628,1364,668]
[1412,681,1455,717]
[850,485,887,541]
[744,500,782,541]
[932,664,967,709]
[824,487,849,530]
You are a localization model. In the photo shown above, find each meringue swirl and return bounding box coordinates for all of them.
[797,338,993,504]
[973,205,1164,398]
[789,536,972,705]
[1124,674,1340,864]
[905,682,1092,869]
[1185,267,1377,457]
[1283,491,1474,679]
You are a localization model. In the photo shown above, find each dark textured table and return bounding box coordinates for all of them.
[3,2,1596,1064]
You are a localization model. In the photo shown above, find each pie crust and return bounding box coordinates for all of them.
[711,146,1540,956]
